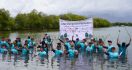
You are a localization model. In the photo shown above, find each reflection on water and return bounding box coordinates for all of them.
[0,26,132,70]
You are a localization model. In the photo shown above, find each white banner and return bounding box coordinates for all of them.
[59,18,93,40]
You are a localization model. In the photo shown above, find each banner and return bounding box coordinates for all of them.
[59,18,93,40]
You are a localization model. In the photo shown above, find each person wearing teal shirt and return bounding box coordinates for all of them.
[1,44,7,61]
[0,37,8,61]
[80,40,85,52]
[52,43,63,64]
[97,45,103,54]
[67,47,78,60]
[52,43,63,58]
[64,40,71,51]
[46,36,53,50]
[105,47,119,62]
[11,44,18,55]
[27,36,31,44]
[91,39,97,53]
[22,44,29,65]
[107,40,114,53]
[38,48,47,64]
[11,44,19,64]
[75,38,81,51]
[86,42,93,55]
[28,38,36,61]
[117,37,131,61]
[59,38,71,51]
[7,39,13,61]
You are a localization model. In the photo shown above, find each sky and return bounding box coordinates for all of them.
[0,0,132,22]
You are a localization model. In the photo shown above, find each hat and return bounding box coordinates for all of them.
[57,43,61,45]
[108,40,112,43]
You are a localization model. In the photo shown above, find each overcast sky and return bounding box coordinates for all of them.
[0,0,132,22]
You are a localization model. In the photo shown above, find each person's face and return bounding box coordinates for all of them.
[8,41,11,44]
[112,48,116,52]
[40,48,43,51]
[23,45,25,47]
[108,42,112,45]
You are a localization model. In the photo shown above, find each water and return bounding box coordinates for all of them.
[0,26,132,70]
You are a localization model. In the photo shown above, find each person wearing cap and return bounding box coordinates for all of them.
[98,38,105,46]
[104,47,119,62]
[107,40,114,53]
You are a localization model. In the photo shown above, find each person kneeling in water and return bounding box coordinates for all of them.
[104,47,119,62]
[52,43,63,63]
[67,46,78,65]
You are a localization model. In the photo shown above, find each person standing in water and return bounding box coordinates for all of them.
[117,31,131,61]
[0,37,8,61]
[37,47,47,64]
[22,41,30,66]
[51,43,63,65]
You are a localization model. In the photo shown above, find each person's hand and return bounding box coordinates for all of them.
[103,48,107,52]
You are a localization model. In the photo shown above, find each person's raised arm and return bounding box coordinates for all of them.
[126,38,131,47]
[103,48,109,56]
[72,36,75,43]
[59,39,64,43]
[117,30,120,45]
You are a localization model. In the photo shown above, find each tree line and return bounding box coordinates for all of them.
[112,22,132,26]
[0,8,112,31]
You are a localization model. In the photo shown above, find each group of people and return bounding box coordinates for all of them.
[59,34,131,63]
[0,36,37,65]
[0,31,131,66]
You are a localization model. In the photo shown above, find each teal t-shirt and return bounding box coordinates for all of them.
[38,51,47,60]
[22,48,29,55]
[65,42,71,50]
[107,45,113,53]
[91,44,96,53]
[97,45,103,53]
[108,52,118,61]
[55,50,63,57]
[80,42,85,51]
[68,49,76,59]
[86,46,93,53]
